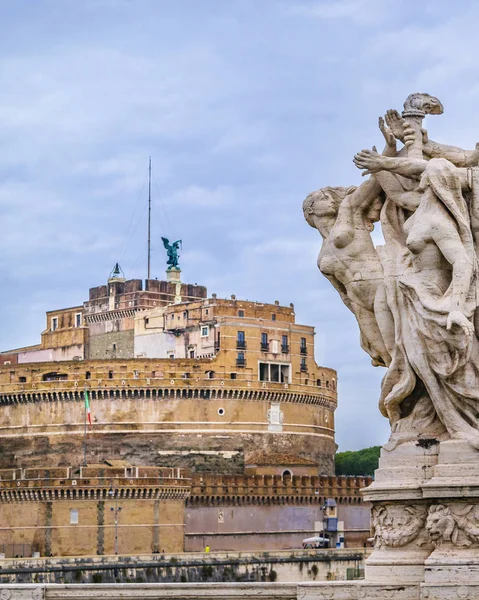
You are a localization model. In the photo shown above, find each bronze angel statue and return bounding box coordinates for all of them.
[161,237,182,269]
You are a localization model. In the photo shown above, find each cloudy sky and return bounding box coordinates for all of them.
[1,0,478,450]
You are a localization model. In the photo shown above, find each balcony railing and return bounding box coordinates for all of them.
[260,343,269,352]
[236,341,247,349]
[300,364,307,372]
[300,347,308,355]
[236,359,246,367]
[281,344,289,354]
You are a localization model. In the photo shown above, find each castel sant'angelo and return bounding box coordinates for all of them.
[0,252,369,557]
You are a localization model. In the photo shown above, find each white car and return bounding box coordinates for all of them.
[302,535,330,549]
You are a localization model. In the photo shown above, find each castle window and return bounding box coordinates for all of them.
[236,352,246,367]
[201,326,209,337]
[19,376,27,383]
[230,373,237,380]
[261,333,269,351]
[108,371,113,379]
[237,331,246,349]
[326,380,329,388]
[317,379,321,387]
[42,372,67,382]
[259,362,291,383]
[300,338,307,355]
[133,370,139,379]
[271,313,276,321]
[86,371,91,380]
[51,317,58,331]
[238,309,245,318]
[190,350,195,358]
[206,370,215,379]
[70,509,79,525]
[75,313,82,328]
[270,364,280,382]
[300,357,307,372]
[281,335,289,353]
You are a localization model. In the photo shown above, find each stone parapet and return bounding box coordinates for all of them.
[188,474,372,506]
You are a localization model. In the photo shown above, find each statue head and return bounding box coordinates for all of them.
[426,505,455,543]
[303,186,356,234]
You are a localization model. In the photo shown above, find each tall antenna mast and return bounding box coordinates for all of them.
[147,156,151,280]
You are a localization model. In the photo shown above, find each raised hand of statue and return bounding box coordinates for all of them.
[385,109,406,142]
[379,116,396,150]
[353,147,387,176]
[446,311,475,337]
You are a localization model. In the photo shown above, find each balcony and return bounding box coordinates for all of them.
[236,358,246,367]
[236,341,247,350]
[300,346,307,355]
[300,363,307,373]
[281,344,289,354]
[260,343,269,352]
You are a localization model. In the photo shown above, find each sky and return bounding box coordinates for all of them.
[1,0,479,451]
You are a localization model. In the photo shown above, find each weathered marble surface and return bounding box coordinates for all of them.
[304,92,479,450]
[304,94,479,596]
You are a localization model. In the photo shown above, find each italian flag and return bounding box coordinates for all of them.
[84,389,92,425]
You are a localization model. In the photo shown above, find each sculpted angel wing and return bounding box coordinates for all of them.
[172,240,182,249]
[161,237,170,250]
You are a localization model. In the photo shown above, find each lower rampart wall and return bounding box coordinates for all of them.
[0,550,366,585]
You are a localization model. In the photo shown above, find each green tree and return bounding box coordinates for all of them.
[335,446,380,476]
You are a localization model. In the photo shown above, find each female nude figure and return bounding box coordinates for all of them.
[303,176,391,366]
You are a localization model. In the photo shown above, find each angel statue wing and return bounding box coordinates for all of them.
[161,237,170,250]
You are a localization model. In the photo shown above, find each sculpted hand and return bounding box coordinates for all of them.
[446,311,474,336]
[385,109,406,142]
[379,116,396,149]
[353,147,387,176]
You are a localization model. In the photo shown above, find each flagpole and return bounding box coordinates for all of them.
[83,387,87,467]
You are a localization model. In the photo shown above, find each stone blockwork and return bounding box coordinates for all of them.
[0,466,190,557]
[0,357,337,473]
[0,550,366,585]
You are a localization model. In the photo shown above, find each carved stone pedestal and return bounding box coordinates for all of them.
[362,439,479,598]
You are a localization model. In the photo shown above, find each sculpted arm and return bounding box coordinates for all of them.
[431,212,475,334]
[423,141,479,168]
[353,149,428,179]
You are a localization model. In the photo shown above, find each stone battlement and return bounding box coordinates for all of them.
[187,473,371,506]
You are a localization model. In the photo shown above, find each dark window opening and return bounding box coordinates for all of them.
[281,335,289,353]
[261,332,269,351]
[238,309,245,318]
[300,337,307,355]
[19,376,27,383]
[230,373,237,380]
[236,352,246,367]
[108,371,113,379]
[42,372,68,382]
[237,331,246,349]
[271,313,276,321]
[270,364,280,382]
[86,371,91,380]
[300,358,307,372]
